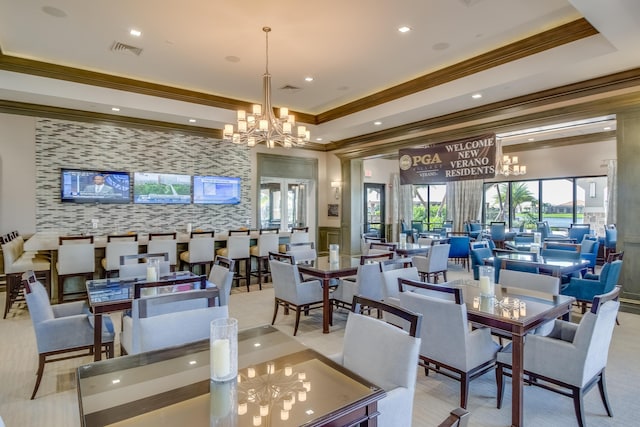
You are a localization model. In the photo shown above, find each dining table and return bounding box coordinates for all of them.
[76,325,385,427]
[85,271,216,361]
[486,251,590,278]
[453,280,575,427]
[295,255,361,334]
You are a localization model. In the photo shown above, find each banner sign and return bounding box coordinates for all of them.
[399,133,497,184]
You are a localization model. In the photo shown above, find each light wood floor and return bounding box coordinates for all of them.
[1,265,639,426]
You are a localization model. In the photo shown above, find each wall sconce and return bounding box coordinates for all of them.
[330,181,341,200]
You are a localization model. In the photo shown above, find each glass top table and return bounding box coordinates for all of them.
[77,325,384,427]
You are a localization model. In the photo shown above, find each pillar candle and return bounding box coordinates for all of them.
[211,338,230,378]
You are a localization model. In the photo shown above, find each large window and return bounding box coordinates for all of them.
[411,184,447,231]
[482,175,606,233]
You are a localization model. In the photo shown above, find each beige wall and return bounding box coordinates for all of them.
[0,113,37,234]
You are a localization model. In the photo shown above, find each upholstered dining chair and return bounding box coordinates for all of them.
[249,228,280,289]
[561,260,622,314]
[147,232,177,271]
[568,223,591,243]
[118,253,171,279]
[23,271,115,399]
[397,279,501,409]
[121,288,226,355]
[496,287,621,427]
[447,234,470,271]
[489,221,507,248]
[208,256,235,306]
[179,231,215,275]
[101,234,138,278]
[469,244,493,280]
[279,226,310,252]
[56,235,95,302]
[332,296,422,427]
[413,242,450,283]
[268,258,324,336]
[332,254,391,311]
[216,230,251,291]
[579,235,600,273]
[604,227,617,260]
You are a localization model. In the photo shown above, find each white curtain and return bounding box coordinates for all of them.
[607,159,617,225]
[390,173,401,241]
[446,180,483,232]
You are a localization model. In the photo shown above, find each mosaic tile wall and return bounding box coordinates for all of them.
[35,118,251,234]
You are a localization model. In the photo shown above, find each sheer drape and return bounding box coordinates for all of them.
[606,159,617,225]
[446,180,483,232]
[391,173,401,241]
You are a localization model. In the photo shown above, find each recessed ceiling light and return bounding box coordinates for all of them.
[188,119,196,123]
[374,121,382,126]
[315,137,323,141]
[111,107,120,112]
[304,76,314,82]
[130,29,142,37]
[528,138,535,141]
[471,93,482,99]
[398,26,411,33]
[604,126,611,130]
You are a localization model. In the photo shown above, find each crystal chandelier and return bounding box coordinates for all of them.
[495,139,526,176]
[223,27,310,149]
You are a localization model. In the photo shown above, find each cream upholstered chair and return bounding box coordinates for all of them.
[121,287,227,355]
[147,232,177,271]
[2,235,51,317]
[179,231,215,275]
[279,226,309,252]
[381,265,420,302]
[249,228,279,289]
[268,258,323,336]
[56,235,95,303]
[216,230,251,291]
[118,253,171,279]
[496,287,621,427]
[332,296,422,427]
[208,256,235,306]
[398,278,501,409]
[333,253,393,311]
[413,243,450,283]
[101,234,138,278]
[23,271,114,399]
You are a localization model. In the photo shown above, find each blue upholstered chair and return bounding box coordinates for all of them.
[536,221,565,240]
[23,271,115,399]
[470,245,493,280]
[447,234,470,271]
[560,260,622,313]
[604,228,617,259]
[568,223,591,243]
[464,221,483,240]
[579,235,600,274]
[489,222,506,248]
[496,287,620,427]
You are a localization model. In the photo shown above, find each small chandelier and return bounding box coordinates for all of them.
[497,155,526,176]
[223,27,310,149]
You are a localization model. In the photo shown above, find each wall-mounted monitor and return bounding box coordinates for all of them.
[193,175,241,205]
[133,172,192,204]
[61,169,130,203]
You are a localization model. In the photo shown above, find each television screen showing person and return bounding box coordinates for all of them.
[83,174,115,195]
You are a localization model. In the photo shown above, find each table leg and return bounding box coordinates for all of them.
[511,332,524,427]
[93,312,103,362]
[322,278,331,334]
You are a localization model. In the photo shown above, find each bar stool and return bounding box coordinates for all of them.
[179,231,215,275]
[2,235,51,317]
[250,228,280,290]
[101,234,139,278]
[216,230,251,291]
[147,232,177,271]
[279,226,309,253]
[57,235,95,303]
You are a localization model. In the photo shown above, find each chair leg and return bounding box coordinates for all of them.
[496,364,504,409]
[442,271,447,282]
[271,299,280,325]
[572,386,586,427]
[31,354,46,400]
[293,307,302,336]
[597,370,614,417]
[460,373,469,409]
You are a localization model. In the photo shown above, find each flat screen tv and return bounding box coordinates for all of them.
[61,169,130,203]
[133,172,192,204]
[193,175,241,205]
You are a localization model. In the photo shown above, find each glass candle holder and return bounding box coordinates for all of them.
[146,258,160,281]
[478,266,495,297]
[329,244,339,263]
[210,318,238,382]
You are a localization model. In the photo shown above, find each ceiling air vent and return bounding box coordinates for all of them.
[279,84,301,93]
[111,41,143,56]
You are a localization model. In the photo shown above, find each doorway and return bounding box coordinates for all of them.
[259,178,314,233]
[364,183,385,238]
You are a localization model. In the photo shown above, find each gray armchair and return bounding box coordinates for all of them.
[332,296,422,427]
[268,258,324,336]
[398,279,501,409]
[496,287,621,427]
[412,243,450,283]
[333,260,386,311]
[208,256,235,306]
[121,288,227,355]
[23,271,114,399]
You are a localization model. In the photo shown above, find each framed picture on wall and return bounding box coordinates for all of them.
[328,204,339,217]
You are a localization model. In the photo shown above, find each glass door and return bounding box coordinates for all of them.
[259,178,315,232]
[364,183,385,238]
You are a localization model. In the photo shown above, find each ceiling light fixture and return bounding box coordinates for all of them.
[223,27,310,149]
[398,26,411,33]
[472,93,482,99]
[496,139,526,177]
[130,29,141,37]
[374,121,382,126]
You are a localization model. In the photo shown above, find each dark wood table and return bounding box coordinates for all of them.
[296,255,360,334]
[85,271,215,361]
[393,242,431,257]
[77,325,384,427]
[457,281,574,427]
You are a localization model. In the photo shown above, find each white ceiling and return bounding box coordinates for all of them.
[0,0,639,145]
